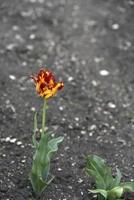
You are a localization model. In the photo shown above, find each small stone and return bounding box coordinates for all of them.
[112,23,120,30]
[59,106,64,111]
[12,25,19,31]
[89,124,96,130]
[57,168,62,171]
[21,160,26,163]
[6,44,16,51]
[22,61,27,66]
[64,146,69,151]
[68,76,74,82]
[90,37,97,43]
[108,102,116,109]
[128,0,134,5]
[68,185,73,189]
[91,80,98,86]
[89,132,93,136]
[15,34,24,42]
[5,137,11,142]
[10,138,17,143]
[29,34,36,40]
[78,178,83,183]
[9,75,16,80]
[31,107,36,112]
[111,126,115,130]
[71,55,77,62]
[99,69,109,76]
[74,117,79,121]
[26,45,34,51]
[94,57,104,63]
[68,124,73,129]
[81,191,84,195]
[81,130,86,135]
[17,141,22,145]
[72,162,76,166]
[62,117,66,122]
[81,60,86,65]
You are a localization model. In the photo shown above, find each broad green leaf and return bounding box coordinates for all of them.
[30,133,63,194]
[89,189,108,199]
[120,182,134,193]
[30,172,48,194]
[113,168,122,187]
[107,186,123,200]
[86,155,114,190]
[86,168,106,189]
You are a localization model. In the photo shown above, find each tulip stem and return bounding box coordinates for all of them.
[42,99,47,134]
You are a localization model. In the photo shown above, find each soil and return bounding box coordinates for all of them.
[0,0,134,199]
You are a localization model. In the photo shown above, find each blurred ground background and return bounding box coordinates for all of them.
[0,0,134,199]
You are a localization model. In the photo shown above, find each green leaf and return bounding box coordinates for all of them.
[113,168,122,187]
[86,155,114,190]
[30,134,64,194]
[89,189,108,199]
[32,112,38,148]
[120,182,134,193]
[107,186,123,200]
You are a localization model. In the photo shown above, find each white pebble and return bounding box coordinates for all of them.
[26,45,34,51]
[12,25,19,31]
[89,132,93,136]
[81,130,86,135]
[31,107,36,112]
[29,34,36,40]
[94,57,104,63]
[5,137,11,142]
[68,124,73,129]
[112,23,120,30]
[59,106,64,111]
[81,191,84,195]
[75,117,79,121]
[108,102,116,109]
[68,76,74,82]
[72,162,76,166]
[10,138,17,143]
[58,168,62,171]
[71,55,77,62]
[99,69,109,76]
[6,44,16,50]
[78,178,83,183]
[17,141,22,145]
[89,124,96,130]
[128,0,134,5]
[9,75,16,80]
[22,61,27,66]
[91,80,98,86]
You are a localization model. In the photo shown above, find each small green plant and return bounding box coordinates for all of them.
[86,155,134,200]
[29,69,64,194]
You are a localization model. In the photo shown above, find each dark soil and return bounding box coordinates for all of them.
[0,0,134,199]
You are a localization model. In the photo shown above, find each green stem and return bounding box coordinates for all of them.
[42,99,47,134]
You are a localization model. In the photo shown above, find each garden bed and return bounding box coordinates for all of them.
[0,0,134,199]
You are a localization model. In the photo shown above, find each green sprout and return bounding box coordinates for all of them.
[86,155,134,200]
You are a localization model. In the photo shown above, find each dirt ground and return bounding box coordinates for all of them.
[0,0,134,199]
